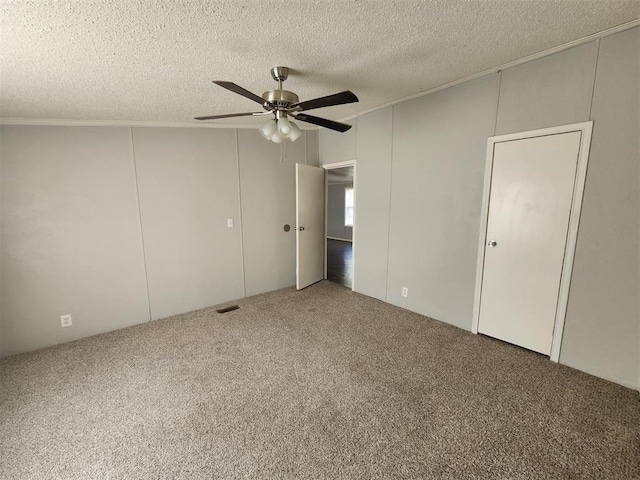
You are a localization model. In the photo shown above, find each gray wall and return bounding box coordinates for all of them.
[132,128,244,320]
[495,42,597,135]
[560,28,639,387]
[0,126,150,355]
[0,147,2,350]
[327,182,353,241]
[238,129,309,296]
[319,27,639,389]
[388,74,499,329]
[0,126,317,356]
[319,120,356,164]
[353,107,393,301]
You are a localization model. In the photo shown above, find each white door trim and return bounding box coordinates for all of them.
[471,122,593,363]
[322,160,357,291]
[322,159,357,169]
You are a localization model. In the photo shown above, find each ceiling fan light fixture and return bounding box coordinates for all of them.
[260,118,277,139]
[277,116,291,137]
[271,132,282,143]
[288,121,302,142]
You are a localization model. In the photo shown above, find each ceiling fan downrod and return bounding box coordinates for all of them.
[270,66,289,87]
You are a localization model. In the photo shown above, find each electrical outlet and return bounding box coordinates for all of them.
[401,287,409,298]
[227,218,234,228]
[60,314,72,328]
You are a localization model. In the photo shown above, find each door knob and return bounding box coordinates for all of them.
[487,240,497,247]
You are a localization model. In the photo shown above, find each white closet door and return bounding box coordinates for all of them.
[478,131,581,355]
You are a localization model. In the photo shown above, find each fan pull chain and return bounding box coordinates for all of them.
[281,141,287,163]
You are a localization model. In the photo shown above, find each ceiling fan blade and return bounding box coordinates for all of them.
[290,90,358,112]
[292,113,352,132]
[213,81,267,105]
[194,112,270,120]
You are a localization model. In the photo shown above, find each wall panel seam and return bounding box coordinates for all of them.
[129,127,153,322]
[493,71,503,136]
[384,108,394,302]
[235,129,247,298]
[588,39,601,120]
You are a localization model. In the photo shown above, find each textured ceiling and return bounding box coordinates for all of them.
[1,1,638,126]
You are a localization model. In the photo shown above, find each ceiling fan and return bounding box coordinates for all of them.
[195,66,358,143]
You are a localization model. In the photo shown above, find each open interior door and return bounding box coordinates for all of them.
[296,164,325,290]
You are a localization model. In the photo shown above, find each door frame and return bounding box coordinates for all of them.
[471,121,593,362]
[322,160,357,291]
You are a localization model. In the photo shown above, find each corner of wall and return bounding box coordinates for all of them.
[318,120,357,165]
[305,130,320,167]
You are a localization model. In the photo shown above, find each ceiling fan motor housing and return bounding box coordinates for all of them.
[262,90,299,111]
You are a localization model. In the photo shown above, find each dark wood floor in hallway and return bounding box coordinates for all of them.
[327,238,352,289]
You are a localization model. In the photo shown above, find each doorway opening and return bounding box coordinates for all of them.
[323,161,356,289]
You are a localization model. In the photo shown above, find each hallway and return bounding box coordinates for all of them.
[326,239,353,289]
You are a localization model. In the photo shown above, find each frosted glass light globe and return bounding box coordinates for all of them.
[288,121,302,142]
[260,119,277,139]
[277,117,291,137]
[271,132,282,143]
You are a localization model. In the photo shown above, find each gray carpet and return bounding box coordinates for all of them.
[1,281,638,479]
